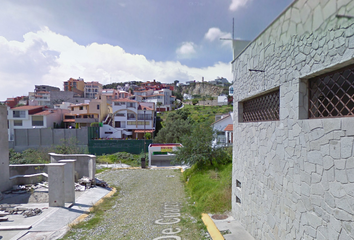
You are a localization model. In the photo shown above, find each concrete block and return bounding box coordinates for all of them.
[48,163,65,207]
[0,106,11,192]
[59,160,76,203]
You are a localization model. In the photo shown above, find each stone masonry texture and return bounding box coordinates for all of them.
[232,0,354,239]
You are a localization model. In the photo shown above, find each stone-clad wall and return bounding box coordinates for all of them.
[232,0,354,239]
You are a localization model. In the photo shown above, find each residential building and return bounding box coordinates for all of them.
[232,1,354,239]
[100,98,155,139]
[29,91,51,107]
[84,81,102,99]
[211,113,233,148]
[209,77,230,86]
[134,88,175,112]
[5,96,28,108]
[7,106,68,141]
[50,91,91,107]
[63,78,85,97]
[217,95,228,106]
[63,96,109,128]
[34,85,60,93]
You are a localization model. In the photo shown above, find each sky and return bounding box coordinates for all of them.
[0,0,294,100]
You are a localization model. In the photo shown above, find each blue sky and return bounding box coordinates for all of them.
[0,0,293,100]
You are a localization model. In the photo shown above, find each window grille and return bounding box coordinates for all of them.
[242,90,280,122]
[309,64,354,118]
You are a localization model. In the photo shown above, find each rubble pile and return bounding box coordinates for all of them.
[3,182,49,194]
[22,208,42,218]
[75,177,109,191]
[0,204,43,221]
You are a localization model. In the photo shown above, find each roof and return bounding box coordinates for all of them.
[211,114,231,125]
[113,98,138,103]
[33,110,55,116]
[11,106,44,110]
[144,94,164,98]
[224,124,233,131]
[138,104,154,111]
[70,103,89,107]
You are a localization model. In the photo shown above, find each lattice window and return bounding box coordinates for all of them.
[309,64,354,118]
[242,90,280,122]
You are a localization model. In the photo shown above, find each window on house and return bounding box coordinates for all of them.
[32,116,44,126]
[309,64,354,118]
[127,103,136,108]
[127,121,136,125]
[241,89,280,122]
[14,120,22,126]
[236,180,241,188]
[13,111,25,118]
[115,121,126,128]
[138,114,152,120]
[97,105,100,110]
[79,106,83,110]
[115,113,125,117]
[127,113,135,120]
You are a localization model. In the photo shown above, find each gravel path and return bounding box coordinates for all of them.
[64,168,207,240]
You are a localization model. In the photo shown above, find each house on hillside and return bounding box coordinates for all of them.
[7,106,68,141]
[63,96,109,128]
[100,98,155,139]
[211,113,233,148]
[232,1,354,239]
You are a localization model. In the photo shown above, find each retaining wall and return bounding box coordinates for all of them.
[232,1,354,239]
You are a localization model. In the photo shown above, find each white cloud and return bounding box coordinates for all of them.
[229,0,250,11]
[0,28,232,100]
[176,42,197,59]
[204,28,232,47]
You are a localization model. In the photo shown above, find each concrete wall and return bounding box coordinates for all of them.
[49,153,96,180]
[232,1,354,239]
[0,106,11,192]
[9,164,48,185]
[13,128,88,152]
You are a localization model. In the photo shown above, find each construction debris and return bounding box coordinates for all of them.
[76,177,109,191]
[75,183,86,192]
[22,208,42,218]
[95,178,109,188]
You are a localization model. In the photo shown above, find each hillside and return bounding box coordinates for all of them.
[179,82,228,97]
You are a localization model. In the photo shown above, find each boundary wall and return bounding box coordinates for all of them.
[232,1,354,239]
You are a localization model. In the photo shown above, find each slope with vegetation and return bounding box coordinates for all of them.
[154,104,233,216]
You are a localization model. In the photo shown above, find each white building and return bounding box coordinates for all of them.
[7,106,68,141]
[100,98,155,139]
[211,113,233,148]
[148,143,183,166]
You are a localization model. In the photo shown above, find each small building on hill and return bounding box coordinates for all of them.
[148,143,182,166]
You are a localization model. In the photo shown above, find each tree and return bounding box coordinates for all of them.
[192,99,199,105]
[154,111,192,143]
[157,101,163,110]
[174,123,229,167]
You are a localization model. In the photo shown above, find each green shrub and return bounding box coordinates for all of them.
[183,163,232,215]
